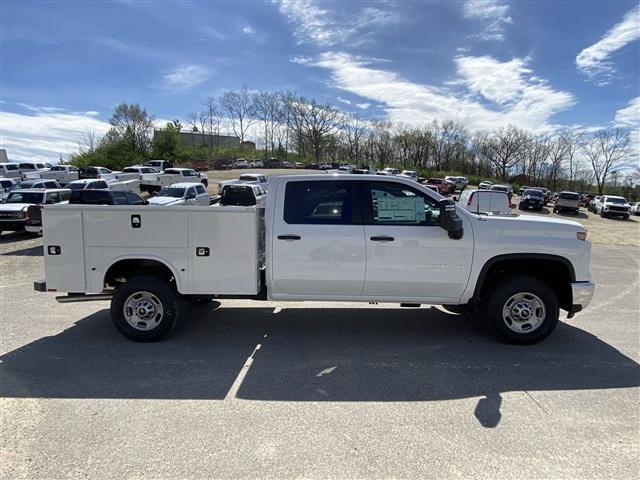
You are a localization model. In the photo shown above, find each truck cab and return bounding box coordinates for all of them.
[163,168,208,188]
[148,182,209,206]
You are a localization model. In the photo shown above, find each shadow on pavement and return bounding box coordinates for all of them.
[1,245,43,256]
[2,305,638,424]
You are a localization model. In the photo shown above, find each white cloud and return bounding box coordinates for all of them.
[576,5,640,83]
[276,0,401,47]
[337,96,351,105]
[294,52,575,133]
[615,97,640,157]
[356,103,371,110]
[463,0,512,41]
[0,110,111,162]
[242,25,255,35]
[159,64,212,90]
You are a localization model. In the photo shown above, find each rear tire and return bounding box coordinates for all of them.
[110,275,181,342]
[482,275,559,345]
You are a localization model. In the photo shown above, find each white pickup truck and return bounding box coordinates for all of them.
[218,173,270,194]
[35,175,595,345]
[24,165,80,186]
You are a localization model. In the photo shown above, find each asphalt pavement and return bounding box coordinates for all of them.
[0,232,638,479]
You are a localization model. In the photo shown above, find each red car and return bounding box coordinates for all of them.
[425,178,450,195]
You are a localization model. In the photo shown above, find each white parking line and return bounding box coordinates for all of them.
[224,339,265,402]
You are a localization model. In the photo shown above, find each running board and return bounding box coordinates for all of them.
[55,293,113,303]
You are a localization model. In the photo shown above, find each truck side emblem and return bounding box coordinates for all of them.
[131,215,141,229]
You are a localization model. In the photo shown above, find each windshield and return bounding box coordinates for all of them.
[157,187,186,198]
[427,179,442,184]
[2,164,19,171]
[5,192,43,204]
[524,189,543,197]
[606,197,627,204]
[0,180,15,189]
[68,183,86,190]
[559,192,579,200]
[492,186,508,192]
[239,175,258,181]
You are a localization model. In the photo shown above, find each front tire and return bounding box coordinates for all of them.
[110,275,181,342]
[483,275,559,344]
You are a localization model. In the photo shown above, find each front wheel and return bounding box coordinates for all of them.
[110,275,181,342]
[483,275,559,344]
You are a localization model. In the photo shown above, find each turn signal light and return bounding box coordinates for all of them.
[576,231,587,241]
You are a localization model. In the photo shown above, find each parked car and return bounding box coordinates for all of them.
[218,173,270,194]
[580,194,595,207]
[400,170,419,182]
[233,159,249,169]
[17,161,50,177]
[24,165,79,186]
[588,196,601,213]
[518,185,532,196]
[379,167,400,176]
[478,181,493,190]
[0,163,22,180]
[79,166,121,180]
[69,189,147,205]
[457,189,510,214]
[553,191,580,215]
[530,187,550,204]
[490,184,513,202]
[218,183,267,207]
[0,188,70,235]
[67,179,110,191]
[144,160,174,172]
[264,158,284,168]
[518,189,545,211]
[18,179,61,190]
[0,177,18,202]
[425,178,450,195]
[38,174,595,345]
[163,168,208,188]
[444,176,468,191]
[595,195,631,220]
[629,202,640,216]
[148,182,210,206]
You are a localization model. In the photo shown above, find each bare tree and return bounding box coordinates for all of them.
[186,111,199,146]
[221,85,257,143]
[582,128,631,195]
[296,99,342,163]
[254,91,282,157]
[109,103,154,153]
[202,96,222,150]
[474,125,529,181]
[79,127,100,154]
[559,130,583,191]
[342,113,366,163]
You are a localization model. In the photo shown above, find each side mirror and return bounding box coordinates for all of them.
[186,192,196,199]
[438,199,464,240]
[453,196,458,202]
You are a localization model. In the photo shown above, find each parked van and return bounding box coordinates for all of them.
[457,189,511,214]
[0,163,22,180]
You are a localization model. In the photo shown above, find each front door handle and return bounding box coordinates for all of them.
[370,236,395,242]
[277,235,302,241]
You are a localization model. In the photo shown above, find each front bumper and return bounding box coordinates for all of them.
[0,219,26,231]
[568,281,596,318]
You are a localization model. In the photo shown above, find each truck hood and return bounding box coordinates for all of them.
[148,197,183,206]
[0,203,31,212]
[484,213,584,231]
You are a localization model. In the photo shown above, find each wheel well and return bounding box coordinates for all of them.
[104,259,175,289]
[475,256,573,311]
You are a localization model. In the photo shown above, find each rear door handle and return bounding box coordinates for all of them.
[277,235,302,241]
[370,236,395,242]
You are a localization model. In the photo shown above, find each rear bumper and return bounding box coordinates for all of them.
[25,225,42,233]
[568,281,596,318]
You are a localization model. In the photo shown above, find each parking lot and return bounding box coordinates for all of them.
[1,186,638,478]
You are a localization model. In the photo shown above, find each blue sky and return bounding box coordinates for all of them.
[1,0,639,161]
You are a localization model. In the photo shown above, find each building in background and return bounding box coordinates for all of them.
[153,129,248,149]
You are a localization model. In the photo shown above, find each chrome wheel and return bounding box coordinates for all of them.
[502,292,546,333]
[123,291,164,331]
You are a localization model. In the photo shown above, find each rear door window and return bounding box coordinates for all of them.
[283,180,359,225]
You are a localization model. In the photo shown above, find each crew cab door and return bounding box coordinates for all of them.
[270,180,366,296]
[362,180,473,301]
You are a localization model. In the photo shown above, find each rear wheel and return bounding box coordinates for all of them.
[483,275,559,344]
[110,275,181,342]
[600,211,607,218]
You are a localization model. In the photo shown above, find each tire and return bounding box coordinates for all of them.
[623,215,629,221]
[482,274,559,345]
[600,211,607,218]
[518,203,524,211]
[110,275,182,342]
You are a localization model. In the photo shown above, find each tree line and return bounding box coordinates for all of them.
[71,86,637,196]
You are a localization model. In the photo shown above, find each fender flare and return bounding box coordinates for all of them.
[102,254,184,292]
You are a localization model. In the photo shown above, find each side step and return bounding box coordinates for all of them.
[400,303,421,308]
[55,293,113,303]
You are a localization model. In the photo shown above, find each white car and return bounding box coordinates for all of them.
[457,189,511,214]
[17,161,50,177]
[218,173,270,194]
[445,176,468,191]
[595,195,631,220]
[39,174,594,346]
[67,179,111,191]
[379,167,400,176]
[629,202,640,216]
[18,179,61,190]
[478,181,493,190]
[400,170,419,182]
[163,168,208,188]
[233,159,249,169]
[25,164,79,186]
[0,188,70,235]
[148,182,210,206]
[0,177,19,202]
[0,163,22,180]
[318,163,332,170]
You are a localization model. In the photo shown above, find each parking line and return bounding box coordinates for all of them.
[224,338,265,402]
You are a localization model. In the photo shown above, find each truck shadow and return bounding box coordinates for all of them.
[1,245,43,256]
[1,305,638,426]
